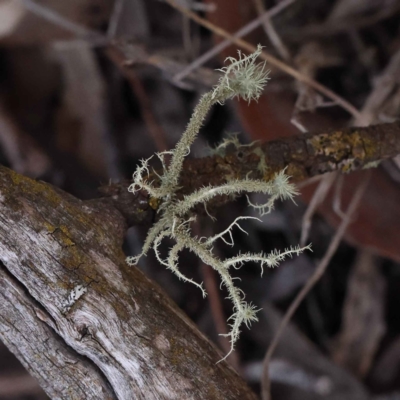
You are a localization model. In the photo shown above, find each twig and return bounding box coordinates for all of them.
[117,40,220,90]
[290,115,308,133]
[295,175,323,190]
[164,0,362,119]
[294,4,400,40]
[252,0,291,61]
[300,172,337,246]
[261,172,371,400]
[355,47,400,126]
[107,0,125,39]
[333,174,347,219]
[173,0,294,83]
[17,0,367,121]
[21,0,107,45]
[100,120,400,228]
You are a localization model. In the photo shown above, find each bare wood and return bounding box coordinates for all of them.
[0,166,257,400]
[0,264,116,399]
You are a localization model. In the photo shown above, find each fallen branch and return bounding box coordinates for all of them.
[101,121,400,227]
[0,166,257,399]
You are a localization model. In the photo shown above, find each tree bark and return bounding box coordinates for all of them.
[0,166,257,399]
[101,121,400,226]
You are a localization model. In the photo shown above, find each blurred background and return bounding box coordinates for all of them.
[1,0,400,399]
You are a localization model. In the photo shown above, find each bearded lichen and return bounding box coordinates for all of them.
[127,45,311,360]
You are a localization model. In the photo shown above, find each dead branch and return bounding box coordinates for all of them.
[0,165,257,399]
[101,121,400,227]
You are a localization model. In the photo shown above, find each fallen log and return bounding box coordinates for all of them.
[0,165,257,399]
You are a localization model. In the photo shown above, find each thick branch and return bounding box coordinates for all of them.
[0,166,256,400]
[0,263,116,399]
[101,121,400,225]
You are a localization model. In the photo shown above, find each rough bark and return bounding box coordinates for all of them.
[101,121,400,226]
[0,166,257,400]
[0,264,115,399]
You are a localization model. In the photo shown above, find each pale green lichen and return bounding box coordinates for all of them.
[127,46,311,360]
[362,160,381,169]
[209,133,258,157]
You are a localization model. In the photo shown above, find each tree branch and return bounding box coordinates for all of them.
[0,166,257,399]
[101,121,400,226]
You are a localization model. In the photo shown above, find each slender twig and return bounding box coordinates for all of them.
[21,0,106,45]
[295,4,400,40]
[102,120,400,227]
[173,0,294,83]
[295,175,323,190]
[300,173,337,246]
[261,172,371,400]
[22,0,360,120]
[164,0,362,119]
[355,47,400,126]
[252,0,291,61]
[333,174,348,219]
[107,0,125,39]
